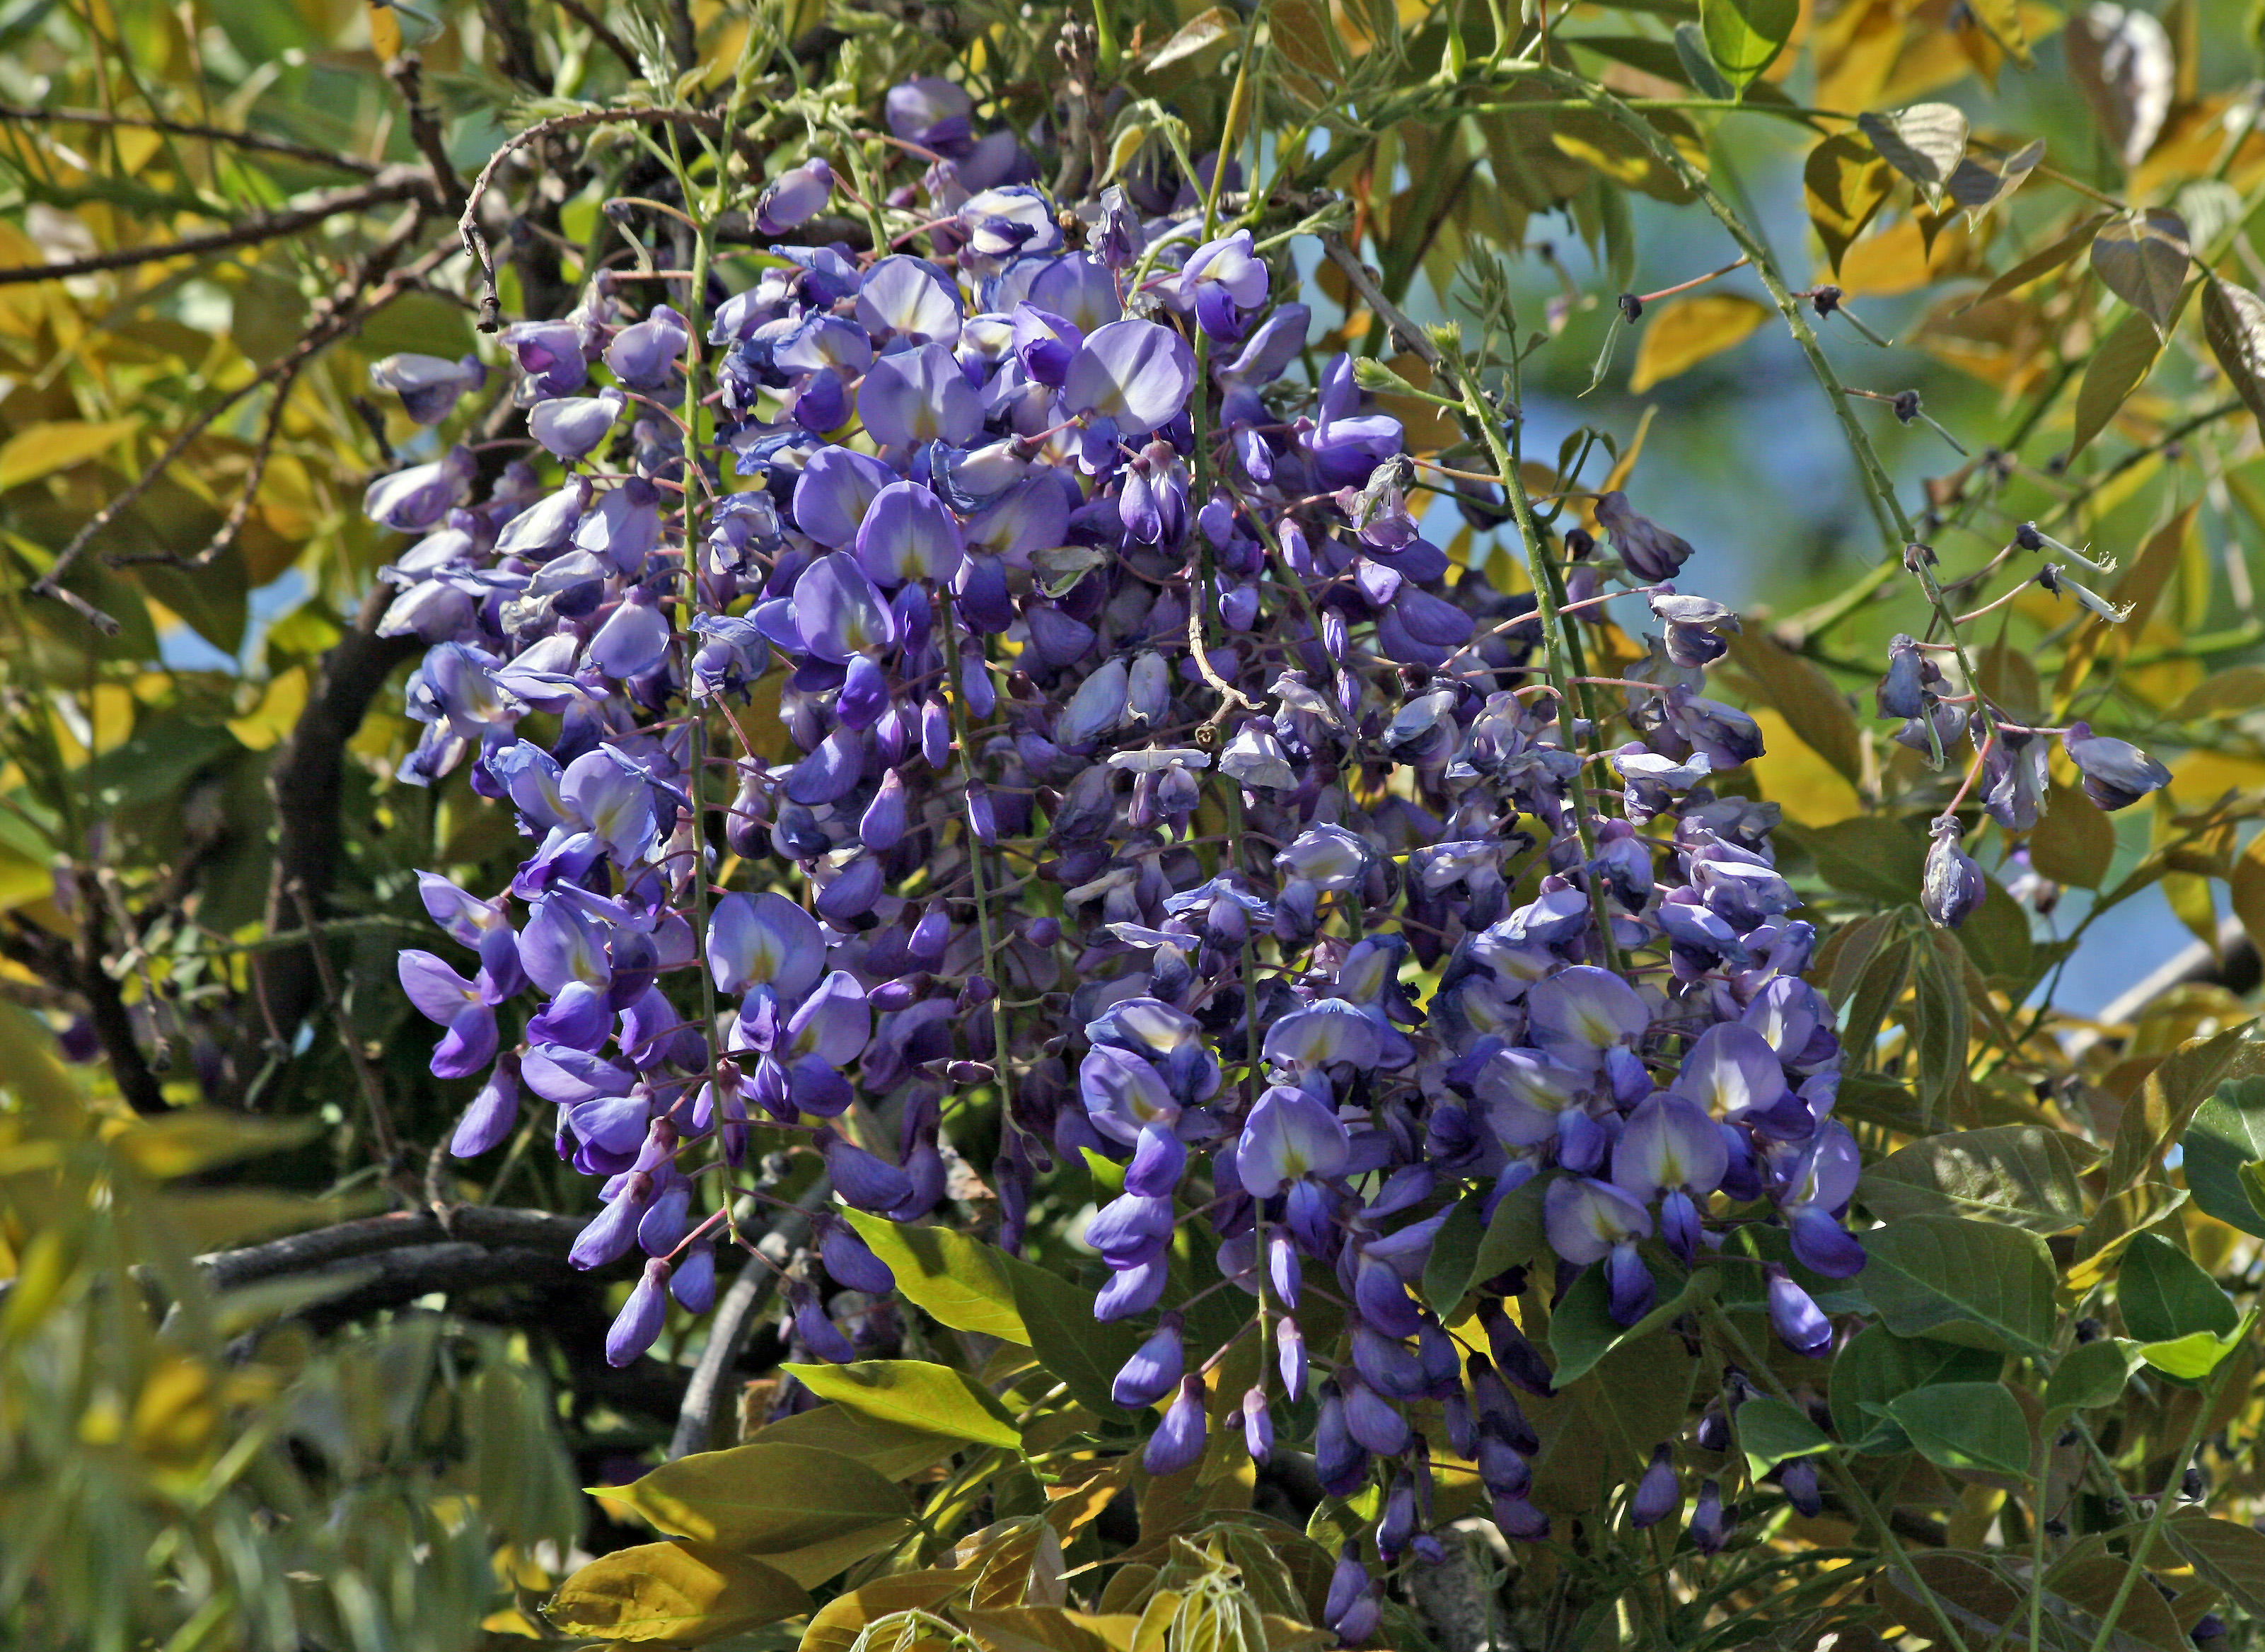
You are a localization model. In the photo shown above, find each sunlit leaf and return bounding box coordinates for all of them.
[0,419,144,494]
[2117,1233,2237,1344]
[782,1360,1024,1449]
[2044,1337,2139,1417]
[547,1542,811,1644]
[597,1442,913,1552]
[2181,1077,2265,1238]
[1804,132,1893,274]
[1857,103,1970,204]
[1698,0,1796,89]
[1945,139,2043,217]
[1858,1216,2057,1356]
[2028,781,2116,888]
[1736,1395,1830,1474]
[2201,277,2265,428]
[1858,1126,2093,1234]
[2166,1514,2265,1617]
[1626,294,1770,392]
[1145,6,1236,72]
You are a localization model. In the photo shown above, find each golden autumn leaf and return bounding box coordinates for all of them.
[1628,294,1771,392]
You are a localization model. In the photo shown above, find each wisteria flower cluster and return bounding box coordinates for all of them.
[373,77,1887,1629]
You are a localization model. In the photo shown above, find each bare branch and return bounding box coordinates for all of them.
[550,0,644,74]
[666,1180,830,1460]
[0,101,388,175]
[386,56,467,217]
[0,165,437,287]
[33,213,449,629]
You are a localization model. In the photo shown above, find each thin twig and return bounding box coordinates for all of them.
[285,877,405,1187]
[457,106,761,330]
[0,100,388,175]
[32,216,448,629]
[386,55,466,216]
[0,165,436,286]
[549,0,644,74]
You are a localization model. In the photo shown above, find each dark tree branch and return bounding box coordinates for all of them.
[0,101,388,175]
[666,1179,828,1460]
[385,55,467,217]
[1,909,168,1115]
[0,166,437,286]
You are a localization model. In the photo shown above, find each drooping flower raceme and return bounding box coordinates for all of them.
[370,86,1893,1606]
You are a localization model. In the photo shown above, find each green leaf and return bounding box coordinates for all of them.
[1736,1396,1831,1475]
[2070,308,2162,458]
[546,1542,811,1643]
[1548,1264,1718,1387]
[2045,1337,2138,1417]
[2117,1233,2237,1344]
[2166,1513,2265,1616]
[1670,23,1734,99]
[1697,0,1794,88]
[2181,1077,2265,1238]
[1790,818,1926,907]
[844,1212,1140,1412]
[2136,1327,2246,1380]
[598,1442,912,1552]
[1858,1216,2058,1356]
[782,1360,1023,1450]
[745,1403,965,1483]
[2202,278,2265,428]
[2089,209,2190,332]
[1423,1194,1487,1315]
[1829,1324,2002,1454]
[1468,1173,1549,1286]
[1884,1383,2032,1478]
[1858,1125,2093,1234]
[1908,942,1968,1127]
[1857,103,1969,204]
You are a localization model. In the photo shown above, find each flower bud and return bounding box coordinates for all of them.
[1921,818,1986,929]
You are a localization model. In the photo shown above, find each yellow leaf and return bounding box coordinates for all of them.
[598,1441,913,1551]
[1746,709,1864,825]
[226,665,308,752]
[1836,216,1971,297]
[367,2,403,58]
[1627,295,1771,392]
[548,1542,811,1643]
[2233,835,2265,958]
[0,418,143,494]
[1370,352,1459,451]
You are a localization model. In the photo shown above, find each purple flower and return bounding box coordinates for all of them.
[1544,1177,1655,1324]
[820,1217,896,1293]
[856,480,967,587]
[1064,319,1196,436]
[1176,229,1268,340]
[1614,1093,1729,1262]
[450,1052,522,1157]
[529,389,625,460]
[1595,491,1695,582]
[606,1258,671,1366]
[1630,1443,1680,1528]
[1241,1081,1340,1194]
[859,341,981,449]
[1921,818,1987,929]
[500,320,589,397]
[857,256,964,350]
[1144,1375,1209,1474]
[755,156,833,235]
[1766,1265,1834,1356]
[370,352,486,424]
[605,304,690,390]
[2063,721,2171,810]
[822,1129,915,1214]
[364,446,475,533]
[397,950,499,1078]
[1691,1479,1731,1553]
[1112,1313,1185,1407]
